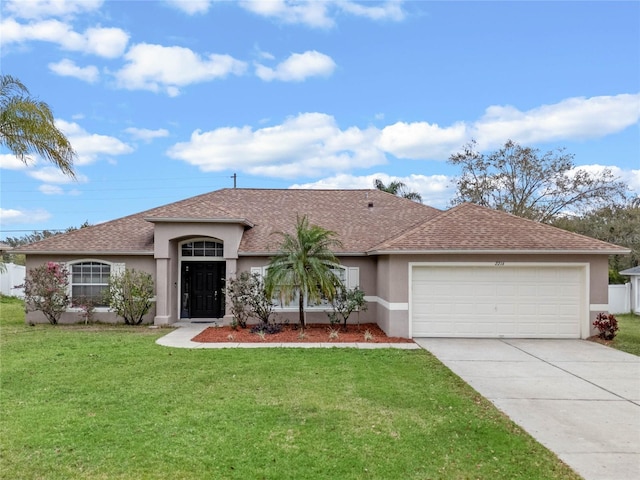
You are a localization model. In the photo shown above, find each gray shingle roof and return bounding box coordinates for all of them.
[620,266,640,275]
[15,189,629,255]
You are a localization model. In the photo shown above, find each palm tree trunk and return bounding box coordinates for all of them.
[298,291,305,330]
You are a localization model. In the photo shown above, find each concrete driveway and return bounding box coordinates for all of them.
[414,338,640,480]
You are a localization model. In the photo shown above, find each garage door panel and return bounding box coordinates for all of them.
[412,265,584,338]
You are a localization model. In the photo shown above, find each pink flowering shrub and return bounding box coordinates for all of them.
[23,262,70,324]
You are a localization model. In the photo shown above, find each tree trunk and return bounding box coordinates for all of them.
[298,292,305,331]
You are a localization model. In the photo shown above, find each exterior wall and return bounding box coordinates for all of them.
[235,255,378,327]
[151,222,245,325]
[24,254,155,324]
[374,253,610,338]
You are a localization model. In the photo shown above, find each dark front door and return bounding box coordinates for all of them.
[181,262,225,318]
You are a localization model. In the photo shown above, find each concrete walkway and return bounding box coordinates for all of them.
[155,322,421,349]
[414,338,640,480]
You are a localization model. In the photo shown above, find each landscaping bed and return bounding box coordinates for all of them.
[192,322,414,343]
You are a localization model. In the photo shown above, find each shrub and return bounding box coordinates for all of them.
[23,262,70,324]
[226,271,276,326]
[593,313,619,340]
[250,321,283,335]
[327,285,368,329]
[105,268,154,325]
[72,298,97,324]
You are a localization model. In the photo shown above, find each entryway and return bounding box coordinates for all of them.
[180,261,225,318]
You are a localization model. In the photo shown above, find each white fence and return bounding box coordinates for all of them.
[0,263,25,298]
[608,284,631,314]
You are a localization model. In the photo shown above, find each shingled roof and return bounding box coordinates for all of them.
[15,189,439,255]
[371,202,630,254]
[15,189,628,256]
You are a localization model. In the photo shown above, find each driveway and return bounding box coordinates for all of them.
[414,338,640,480]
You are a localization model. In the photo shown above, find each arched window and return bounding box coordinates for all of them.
[181,240,223,257]
[70,261,111,306]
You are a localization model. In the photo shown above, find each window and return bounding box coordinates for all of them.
[251,266,359,310]
[71,261,111,306]
[181,240,223,257]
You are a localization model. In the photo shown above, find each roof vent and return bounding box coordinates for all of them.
[368,201,374,208]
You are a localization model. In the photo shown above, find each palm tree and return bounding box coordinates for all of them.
[265,215,343,330]
[0,75,76,177]
[374,178,422,203]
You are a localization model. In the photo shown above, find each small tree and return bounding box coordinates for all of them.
[23,262,70,324]
[226,271,276,326]
[328,285,368,330]
[105,268,154,325]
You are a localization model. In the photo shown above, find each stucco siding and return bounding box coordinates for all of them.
[24,254,155,324]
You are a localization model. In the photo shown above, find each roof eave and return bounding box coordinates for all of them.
[145,217,254,228]
[367,248,631,255]
[14,250,154,256]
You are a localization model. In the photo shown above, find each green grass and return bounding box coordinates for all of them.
[0,296,579,479]
[611,313,640,356]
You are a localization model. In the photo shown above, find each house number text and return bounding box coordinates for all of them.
[495,261,505,266]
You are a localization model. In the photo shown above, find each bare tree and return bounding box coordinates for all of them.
[448,140,628,223]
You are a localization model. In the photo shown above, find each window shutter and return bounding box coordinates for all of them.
[112,263,125,276]
[251,267,263,278]
[348,267,359,289]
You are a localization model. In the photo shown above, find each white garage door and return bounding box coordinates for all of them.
[411,265,585,338]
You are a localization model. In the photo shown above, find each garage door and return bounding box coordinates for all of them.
[411,265,585,338]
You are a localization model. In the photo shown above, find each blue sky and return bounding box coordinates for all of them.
[1,0,639,236]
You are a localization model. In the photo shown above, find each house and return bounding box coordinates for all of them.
[619,266,640,314]
[16,188,628,338]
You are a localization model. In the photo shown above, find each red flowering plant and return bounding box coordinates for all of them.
[23,262,71,324]
[592,313,619,341]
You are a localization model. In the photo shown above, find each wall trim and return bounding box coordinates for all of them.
[365,296,408,311]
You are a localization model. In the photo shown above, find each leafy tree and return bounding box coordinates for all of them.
[2,221,91,265]
[327,285,368,330]
[0,75,76,177]
[374,178,422,203]
[23,262,70,324]
[553,201,640,282]
[265,215,342,330]
[448,139,628,223]
[105,268,154,325]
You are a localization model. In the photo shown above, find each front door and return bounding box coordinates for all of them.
[181,262,225,318]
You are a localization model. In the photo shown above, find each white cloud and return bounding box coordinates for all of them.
[291,172,453,208]
[572,164,640,196]
[339,0,405,21]
[474,94,640,149]
[167,93,639,182]
[56,120,134,165]
[28,166,88,184]
[167,112,386,178]
[48,58,99,83]
[38,184,64,195]
[124,127,170,142]
[378,121,468,160]
[240,0,334,28]
[0,207,51,224]
[114,43,247,96]
[238,0,405,28]
[0,18,129,58]
[4,0,103,19]
[165,0,212,15]
[0,154,35,170]
[255,50,336,82]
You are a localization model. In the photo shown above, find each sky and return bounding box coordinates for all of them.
[1,0,639,236]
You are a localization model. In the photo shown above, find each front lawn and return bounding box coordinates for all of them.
[0,296,579,479]
[610,313,640,356]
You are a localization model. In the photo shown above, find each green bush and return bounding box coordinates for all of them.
[105,268,154,325]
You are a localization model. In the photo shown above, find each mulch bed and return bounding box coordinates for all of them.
[191,323,414,343]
